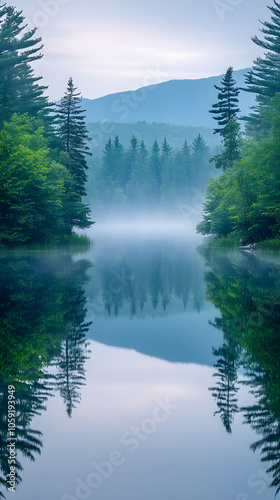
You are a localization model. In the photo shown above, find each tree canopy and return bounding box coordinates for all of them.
[0,7,93,245]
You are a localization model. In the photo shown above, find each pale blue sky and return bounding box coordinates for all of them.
[14,0,270,100]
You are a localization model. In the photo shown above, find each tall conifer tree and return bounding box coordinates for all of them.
[0,5,50,127]
[209,67,241,170]
[56,77,92,198]
[210,67,240,136]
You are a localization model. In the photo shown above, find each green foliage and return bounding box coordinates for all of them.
[0,8,93,245]
[198,94,280,242]
[0,114,92,244]
[0,114,67,244]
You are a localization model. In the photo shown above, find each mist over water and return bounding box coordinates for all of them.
[87,205,204,241]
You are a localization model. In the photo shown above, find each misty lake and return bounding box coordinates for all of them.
[1,224,280,500]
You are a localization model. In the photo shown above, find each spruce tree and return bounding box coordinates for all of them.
[56,77,92,198]
[244,0,280,129]
[0,5,50,127]
[209,67,240,137]
[209,68,241,170]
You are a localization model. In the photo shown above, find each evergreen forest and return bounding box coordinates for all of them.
[197,1,280,247]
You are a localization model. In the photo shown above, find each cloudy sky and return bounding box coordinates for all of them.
[14,0,270,101]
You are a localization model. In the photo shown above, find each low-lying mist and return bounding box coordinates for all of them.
[86,204,204,240]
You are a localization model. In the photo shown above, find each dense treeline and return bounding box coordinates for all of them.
[88,133,215,211]
[0,5,92,245]
[197,1,280,245]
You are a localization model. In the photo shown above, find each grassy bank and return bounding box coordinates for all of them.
[202,234,280,250]
[0,232,92,252]
[203,234,241,248]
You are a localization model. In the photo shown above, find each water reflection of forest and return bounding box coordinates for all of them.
[0,253,92,498]
[201,248,280,496]
[86,239,206,317]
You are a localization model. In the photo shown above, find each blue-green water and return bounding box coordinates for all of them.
[1,228,280,500]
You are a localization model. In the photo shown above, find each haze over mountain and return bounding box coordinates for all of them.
[83,69,255,128]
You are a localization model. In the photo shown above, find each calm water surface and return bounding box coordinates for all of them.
[1,227,280,500]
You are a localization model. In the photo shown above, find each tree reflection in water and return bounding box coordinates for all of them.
[201,247,280,495]
[0,252,91,498]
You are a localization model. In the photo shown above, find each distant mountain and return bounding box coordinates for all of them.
[83,69,255,128]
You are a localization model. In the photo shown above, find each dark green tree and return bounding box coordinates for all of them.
[209,67,241,170]
[0,5,50,127]
[210,67,240,136]
[56,78,93,232]
[56,77,92,198]
[210,118,242,171]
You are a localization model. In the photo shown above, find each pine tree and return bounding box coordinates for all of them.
[56,77,92,198]
[0,5,50,127]
[210,67,240,137]
[209,67,241,170]
[210,118,242,171]
[244,1,280,129]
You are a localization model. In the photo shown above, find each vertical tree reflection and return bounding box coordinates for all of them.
[0,252,92,498]
[209,340,240,433]
[54,289,91,417]
[201,246,280,495]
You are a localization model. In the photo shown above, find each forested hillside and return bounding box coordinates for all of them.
[82,69,255,127]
